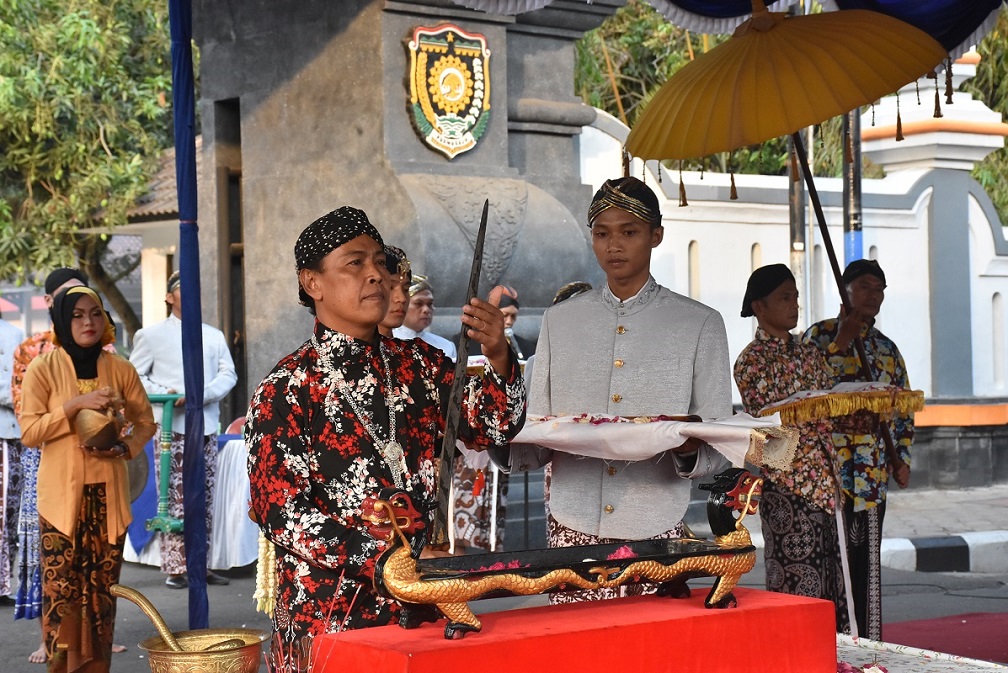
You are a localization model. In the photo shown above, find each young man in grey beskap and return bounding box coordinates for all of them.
[501,176,733,602]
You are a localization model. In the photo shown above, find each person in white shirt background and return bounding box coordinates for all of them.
[392,274,457,362]
[128,271,237,589]
[0,310,23,606]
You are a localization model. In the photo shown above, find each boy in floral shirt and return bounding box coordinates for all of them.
[734,264,848,632]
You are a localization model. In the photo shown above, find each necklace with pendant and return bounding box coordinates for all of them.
[312,335,408,489]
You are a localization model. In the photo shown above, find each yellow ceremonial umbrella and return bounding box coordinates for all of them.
[625,1,947,162]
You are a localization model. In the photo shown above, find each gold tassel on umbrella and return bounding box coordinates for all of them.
[931,71,943,118]
[730,171,738,200]
[679,161,688,206]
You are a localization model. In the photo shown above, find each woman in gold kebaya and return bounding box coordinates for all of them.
[21,287,155,673]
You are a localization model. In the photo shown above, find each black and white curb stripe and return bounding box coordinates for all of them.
[881,531,1008,572]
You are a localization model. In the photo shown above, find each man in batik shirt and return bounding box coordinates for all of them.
[245,207,525,665]
[803,259,913,640]
[733,264,848,632]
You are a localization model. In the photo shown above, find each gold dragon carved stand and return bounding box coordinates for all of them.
[368,467,763,639]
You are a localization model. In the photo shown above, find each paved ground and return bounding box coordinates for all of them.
[883,482,1008,541]
[3,561,271,673]
[3,483,1008,671]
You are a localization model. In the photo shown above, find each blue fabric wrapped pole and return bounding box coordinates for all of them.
[169,0,209,630]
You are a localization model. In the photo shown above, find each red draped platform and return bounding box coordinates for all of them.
[311,588,837,673]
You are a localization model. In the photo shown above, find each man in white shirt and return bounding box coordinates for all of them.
[129,271,238,589]
[392,274,457,361]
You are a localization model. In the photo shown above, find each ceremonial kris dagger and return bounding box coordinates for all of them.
[429,199,489,549]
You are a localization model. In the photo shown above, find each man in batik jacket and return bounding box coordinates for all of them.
[245,207,525,662]
[803,258,913,640]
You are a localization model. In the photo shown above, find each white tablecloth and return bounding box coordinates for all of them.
[837,634,1007,672]
[124,438,260,570]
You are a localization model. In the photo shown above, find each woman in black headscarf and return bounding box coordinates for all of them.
[20,286,155,673]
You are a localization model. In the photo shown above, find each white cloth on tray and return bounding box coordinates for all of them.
[510,412,786,468]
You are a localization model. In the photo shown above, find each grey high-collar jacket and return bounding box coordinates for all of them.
[501,279,733,539]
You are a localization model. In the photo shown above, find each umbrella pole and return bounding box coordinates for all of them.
[789,133,848,310]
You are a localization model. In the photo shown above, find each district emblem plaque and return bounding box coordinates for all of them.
[407,24,491,159]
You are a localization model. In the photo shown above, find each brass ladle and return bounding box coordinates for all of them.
[110,584,245,652]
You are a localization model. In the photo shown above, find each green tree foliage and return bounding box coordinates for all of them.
[962,6,1008,226]
[575,1,724,129]
[0,0,173,336]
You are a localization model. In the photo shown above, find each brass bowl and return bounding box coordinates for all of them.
[139,628,267,673]
[75,408,119,449]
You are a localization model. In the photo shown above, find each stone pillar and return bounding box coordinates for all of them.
[194,0,622,382]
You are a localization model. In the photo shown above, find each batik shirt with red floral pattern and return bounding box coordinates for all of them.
[246,321,525,643]
[12,332,55,420]
[734,328,840,513]
[803,318,913,512]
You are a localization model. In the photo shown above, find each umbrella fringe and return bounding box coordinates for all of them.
[730,171,738,201]
[790,151,800,183]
